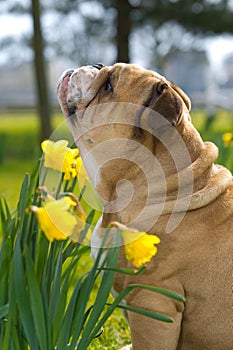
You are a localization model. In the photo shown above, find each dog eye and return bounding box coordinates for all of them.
[104,78,113,92]
[157,82,167,96]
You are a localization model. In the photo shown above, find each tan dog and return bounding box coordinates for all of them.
[57,63,233,350]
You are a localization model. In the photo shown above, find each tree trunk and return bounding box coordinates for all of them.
[115,0,132,63]
[31,0,52,142]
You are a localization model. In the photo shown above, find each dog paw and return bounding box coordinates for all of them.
[119,345,132,350]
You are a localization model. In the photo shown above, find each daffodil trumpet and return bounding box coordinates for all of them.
[110,221,160,268]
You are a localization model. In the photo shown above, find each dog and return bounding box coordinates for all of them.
[57,63,233,349]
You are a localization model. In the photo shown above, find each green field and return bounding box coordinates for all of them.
[0,111,72,209]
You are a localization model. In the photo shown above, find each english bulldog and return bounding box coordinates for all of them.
[57,63,233,350]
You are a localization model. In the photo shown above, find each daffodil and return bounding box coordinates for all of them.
[222,133,233,147]
[29,196,86,242]
[111,222,160,268]
[75,156,83,176]
[75,157,90,184]
[41,140,80,180]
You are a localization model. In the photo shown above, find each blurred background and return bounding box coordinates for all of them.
[0,0,233,208]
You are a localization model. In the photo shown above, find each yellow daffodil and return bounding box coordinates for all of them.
[111,222,160,268]
[41,140,80,180]
[222,133,233,147]
[29,196,86,242]
[75,156,83,176]
[75,157,91,184]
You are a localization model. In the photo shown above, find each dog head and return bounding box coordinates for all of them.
[57,62,191,130]
[57,64,193,220]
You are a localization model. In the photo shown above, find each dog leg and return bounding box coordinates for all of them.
[128,311,182,350]
[126,289,184,350]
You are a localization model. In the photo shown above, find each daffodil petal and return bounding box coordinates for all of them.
[41,140,82,178]
[54,140,69,149]
[35,199,77,241]
[41,140,54,152]
[46,196,76,210]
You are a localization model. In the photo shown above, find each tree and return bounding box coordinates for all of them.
[140,0,233,35]
[126,0,233,66]
[31,0,52,142]
[75,0,233,64]
[3,0,233,65]
[115,0,132,63]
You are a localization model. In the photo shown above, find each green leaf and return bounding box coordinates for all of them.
[12,324,24,350]
[126,284,186,303]
[67,269,98,348]
[2,275,17,350]
[0,196,11,231]
[78,232,121,349]
[114,303,174,323]
[25,253,48,350]
[49,246,63,315]
[35,231,50,286]
[0,235,13,306]
[49,245,68,345]
[55,273,86,350]
[68,235,108,340]
[17,173,30,221]
[99,265,146,275]
[13,237,38,349]
[0,304,9,319]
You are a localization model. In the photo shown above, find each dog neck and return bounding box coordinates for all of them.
[78,115,232,232]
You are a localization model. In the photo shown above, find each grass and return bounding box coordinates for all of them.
[0,112,39,210]
[0,111,72,210]
[191,109,233,171]
[0,160,33,210]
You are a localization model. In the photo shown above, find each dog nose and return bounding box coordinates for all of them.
[92,63,105,70]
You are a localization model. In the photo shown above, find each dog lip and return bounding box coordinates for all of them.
[57,69,74,92]
[57,65,102,119]
[57,69,75,118]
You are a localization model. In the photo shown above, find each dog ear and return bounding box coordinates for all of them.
[169,81,191,112]
[148,82,191,127]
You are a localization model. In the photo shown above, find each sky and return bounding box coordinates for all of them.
[1,12,233,70]
[207,36,233,68]
[0,15,31,38]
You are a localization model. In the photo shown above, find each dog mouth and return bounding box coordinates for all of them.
[57,64,105,119]
[57,69,75,118]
